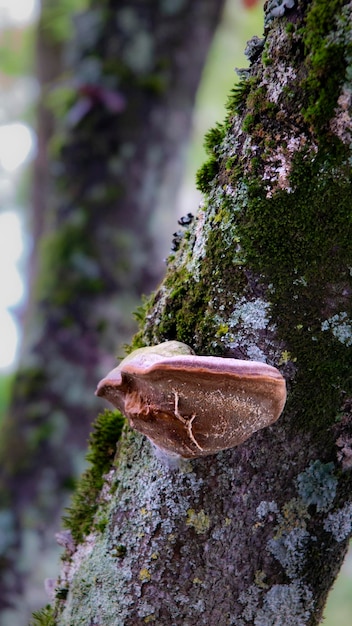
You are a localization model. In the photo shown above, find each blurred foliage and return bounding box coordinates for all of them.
[0,375,13,426]
[45,84,76,120]
[0,27,35,75]
[42,0,90,43]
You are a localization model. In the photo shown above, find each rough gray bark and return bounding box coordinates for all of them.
[0,0,225,622]
[35,0,352,624]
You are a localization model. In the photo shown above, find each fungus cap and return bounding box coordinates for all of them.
[96,341,286,458]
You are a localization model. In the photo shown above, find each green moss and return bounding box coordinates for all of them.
[242,113,255,133]
[235,82,279,144]
[203,123,226,156]
[262,50,273,67]
[133,295,153,326]
[237,142,352,438]
[128,331,148,353]
[174,285,209,344]
[63,409,125,544]
[301,0,350,131]
[196,118,233,195]
[138,267,204,348]
[285,22,295,34]
[94,516,109,533]
[142,200,250,352]
[226,78,251,113]
[196,158,219,194]
[225,156,238,172]
[30,605,57,626]
[128,295,157,351]
[155,270,210,344]
[246,85,272,114]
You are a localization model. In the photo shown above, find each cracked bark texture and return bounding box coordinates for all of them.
[37,0,352,624]
[0,0,225,622]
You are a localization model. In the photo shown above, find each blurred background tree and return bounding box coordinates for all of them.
[0,0,350,624]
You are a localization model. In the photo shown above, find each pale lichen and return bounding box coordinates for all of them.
[296,460,337,513]
[265,63,297,106]
[323,503,352,542]
[139,567,151,582]
[330,86,352,146]
[186,508,211,534]
[321,312,352,347]
[239,584,261,622]
[185,207,207,279]
[268,527,311,579]
[211,297,280,363]
[262,138,318,198]
[326,0,352,143]
[238,582,314,625]
[265,0,296,26]
[254,583,314,626]
[256,500,279,520]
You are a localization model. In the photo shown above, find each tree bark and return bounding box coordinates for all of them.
[37,0,352,624]
[0,0,225,621]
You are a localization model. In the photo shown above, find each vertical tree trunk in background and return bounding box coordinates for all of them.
[44,1,352,624]
[0,0,226,622]
[29,2,63,286]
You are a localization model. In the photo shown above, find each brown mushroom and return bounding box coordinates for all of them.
[96,341,286,458]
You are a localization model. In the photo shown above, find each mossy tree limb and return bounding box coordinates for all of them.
[47,1,352,624]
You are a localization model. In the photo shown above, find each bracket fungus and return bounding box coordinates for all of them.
[96,341,286,458]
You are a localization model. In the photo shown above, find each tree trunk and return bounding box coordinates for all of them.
[0,0,225,621]
[37,0,352,624]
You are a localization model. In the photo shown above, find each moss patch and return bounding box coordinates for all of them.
[63,409,125,543]
[236,141,352,438]
[302,0,351,132]
[196,123,225,194]
[30,605,57,626]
